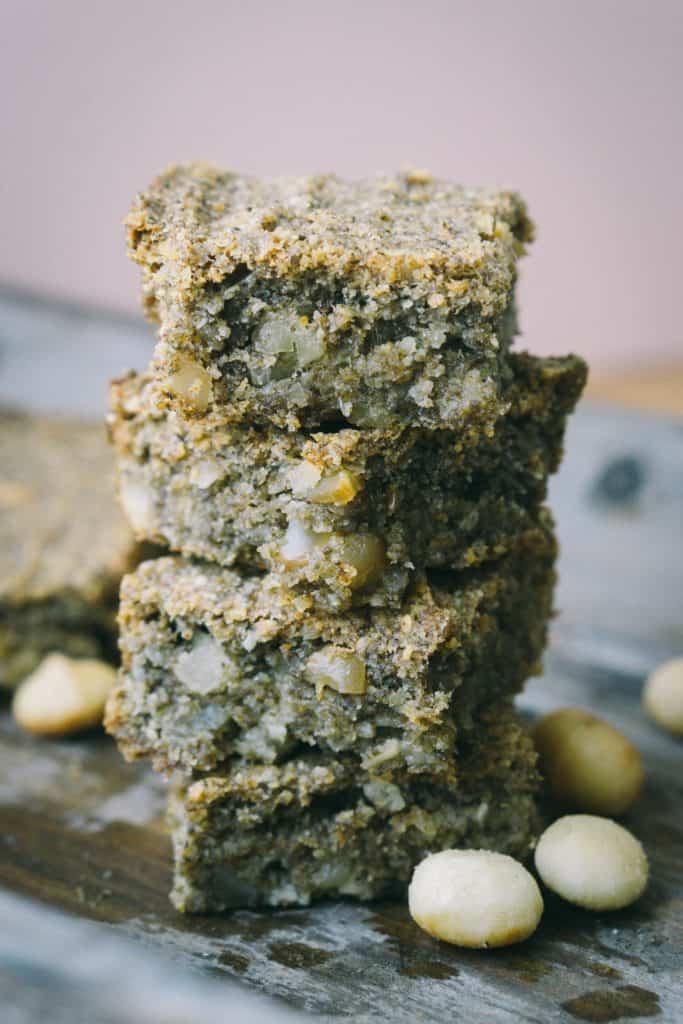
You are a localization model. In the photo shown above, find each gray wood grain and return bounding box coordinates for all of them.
[0,287,681,1023]
[550,406,683,668]
[0,890,299,1024]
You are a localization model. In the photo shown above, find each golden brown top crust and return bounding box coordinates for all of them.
[0,411,138,604]
[126,164,534,319]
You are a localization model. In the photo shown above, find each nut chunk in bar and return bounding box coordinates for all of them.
[169,703,540,910]
[126,165,534,430]
[108,352,585,611]
[106,532,555,775]
[0,411,141,689]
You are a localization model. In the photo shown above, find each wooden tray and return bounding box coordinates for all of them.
[1,288,681,1023]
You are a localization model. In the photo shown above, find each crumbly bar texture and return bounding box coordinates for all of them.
[106,529,556,776]
[109,353,585,611]
[126,165,534,431]
[169,702,540,910]
[0,411,141,689]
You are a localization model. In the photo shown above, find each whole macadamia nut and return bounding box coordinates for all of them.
[408,849,543,948]
[643,657,683,736]
[12,653,116,736]
[533,707,643,815]
[535,815,648,911]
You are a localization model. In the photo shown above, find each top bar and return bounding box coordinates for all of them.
[127,165,533,431]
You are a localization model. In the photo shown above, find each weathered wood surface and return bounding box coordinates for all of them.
[1,657,681,1023]
[0,287,681,1022]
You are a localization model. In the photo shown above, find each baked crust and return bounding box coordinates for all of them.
[126,165,537,430]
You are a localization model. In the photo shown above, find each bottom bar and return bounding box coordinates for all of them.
[169,702,539,911]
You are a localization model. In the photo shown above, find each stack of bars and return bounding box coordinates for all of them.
[106,166,586,910]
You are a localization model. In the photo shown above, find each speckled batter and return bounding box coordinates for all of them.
[126,165,534,431]
[109,352,584,611]
[106,527,555,776]
[169,702,540,910]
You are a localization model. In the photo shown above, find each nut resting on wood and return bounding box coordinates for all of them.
[12,653,117,737]
[534,815,649,911]
[408,849,543,948]
[643,657,683,736]
[533,707,643,815]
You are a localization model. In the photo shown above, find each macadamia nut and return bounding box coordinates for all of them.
[306,646,367,697]
[280,522,385,592]
[166,358,212,413]
[288,460,322,495]
[643,657,683,736]
[337,533,385,590]
[280,520,330,566]
[533,708,644,815]
[12,653,117,736]
[408,849,543,948]
[535,815,648,911]
[173,633,231,695]
[119,476,157,535]
[308,470,361,506]
[254,314,325,369]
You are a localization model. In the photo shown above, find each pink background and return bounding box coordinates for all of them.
[2,0,681,370]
